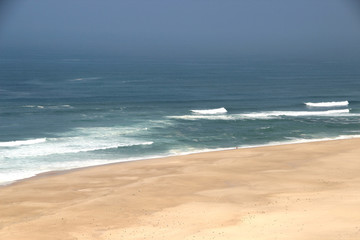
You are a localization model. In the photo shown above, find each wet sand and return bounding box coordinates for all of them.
[1,139,360,240]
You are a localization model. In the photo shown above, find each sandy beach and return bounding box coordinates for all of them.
[1,138,360,240]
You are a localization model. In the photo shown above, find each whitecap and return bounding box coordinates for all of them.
[191,107,227,115]
[168,115,238,120]
[305,101,349,107]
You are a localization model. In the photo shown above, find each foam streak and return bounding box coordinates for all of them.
[0,138,46,147]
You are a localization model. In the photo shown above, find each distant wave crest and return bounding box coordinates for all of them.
[241,109,350,117]
[69,77,102,82]
[23,105,44,109]
[191,107,227,115]
[169,109,352,120]
[0,138,46,147]
[22,105,73,109]
[305,101,349,107]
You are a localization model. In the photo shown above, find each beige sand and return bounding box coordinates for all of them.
[1,139,360,240]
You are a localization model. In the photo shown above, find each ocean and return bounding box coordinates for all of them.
[1,55,360,184]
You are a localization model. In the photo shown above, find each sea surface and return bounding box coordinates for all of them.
[1,55,360,184]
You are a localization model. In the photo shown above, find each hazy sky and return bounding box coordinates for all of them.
[0,0,360,57]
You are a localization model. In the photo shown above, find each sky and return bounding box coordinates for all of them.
[0,0,360,58]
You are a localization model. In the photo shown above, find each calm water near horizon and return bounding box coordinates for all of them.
[1,55,360,184]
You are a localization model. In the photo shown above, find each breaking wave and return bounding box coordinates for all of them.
[169,109,353,120]
[191,107,227,115]
[305,101,349,107]
[241,109,350,117]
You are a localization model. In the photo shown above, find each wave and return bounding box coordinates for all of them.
[240,109,350,118]
[0,140,153,159]
[22,105,73,109]
[0,138,46,147]
[22,105,44,109]
[191,107,227,115]
[168,109,352,120]
[47,105,74,110]
[305,101,349,107]
[69,77,101,82]
[57,141,154,154]
[169,115,236,120]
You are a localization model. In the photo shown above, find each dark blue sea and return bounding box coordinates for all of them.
[1,55,360,184]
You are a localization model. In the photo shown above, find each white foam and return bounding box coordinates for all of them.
[0,140,153,159]
[240,109,350,118]
[0,138,46,147]
[0,125,153,160]
[0,152,170,185]
[191,107,227,115]
[0,171,41,185]
[169,109,353,120]
[305,101,349,107]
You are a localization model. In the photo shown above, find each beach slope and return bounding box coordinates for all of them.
[1,139,360,239]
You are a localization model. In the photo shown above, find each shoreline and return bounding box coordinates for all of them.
[1,138,360,239]
[2,135,360,187]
